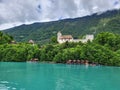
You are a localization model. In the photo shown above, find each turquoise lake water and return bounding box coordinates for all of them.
[0,62,120,90]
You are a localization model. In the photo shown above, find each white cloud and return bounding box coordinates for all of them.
[0,0,120,30]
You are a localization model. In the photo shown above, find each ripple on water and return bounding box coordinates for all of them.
[0,81,9,84]
[0,81,19,90]
[0,84,8,90]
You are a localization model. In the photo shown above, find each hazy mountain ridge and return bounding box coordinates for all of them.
[3,9,120,44]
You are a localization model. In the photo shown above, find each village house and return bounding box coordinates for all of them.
[28,39,35,46]
[29,39,34,44]
[57,31,94,44]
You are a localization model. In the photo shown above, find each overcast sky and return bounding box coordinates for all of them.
[0,0,120,30]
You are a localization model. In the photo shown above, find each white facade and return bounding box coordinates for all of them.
[57,32,94,44]
[57,31,73,43]
[85,35,94,41]
[58,38,73,44]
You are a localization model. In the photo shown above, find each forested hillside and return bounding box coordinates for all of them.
[3,9,120,44]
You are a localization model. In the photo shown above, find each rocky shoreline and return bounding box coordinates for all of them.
[66,60,99,66]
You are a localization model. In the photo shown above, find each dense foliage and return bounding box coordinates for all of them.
[0,44,40,62]
[0,32,120,66]
[3,9,120,44]
[0,31,13,44]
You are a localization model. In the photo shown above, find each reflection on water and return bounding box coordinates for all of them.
[0,62,120,90]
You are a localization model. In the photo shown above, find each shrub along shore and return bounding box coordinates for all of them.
[0,31,120,66]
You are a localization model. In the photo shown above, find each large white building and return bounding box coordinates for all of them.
[57,31,94,44]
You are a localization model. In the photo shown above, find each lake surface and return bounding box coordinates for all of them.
[0,62,120,90]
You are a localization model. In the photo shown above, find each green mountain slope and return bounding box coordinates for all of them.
[3,9,120,44]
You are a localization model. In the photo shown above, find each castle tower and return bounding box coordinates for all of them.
[57,31,62,42]
[57,31,62,37]
[85,35,94,41]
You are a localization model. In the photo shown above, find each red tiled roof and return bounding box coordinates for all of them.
[59,35,73,39]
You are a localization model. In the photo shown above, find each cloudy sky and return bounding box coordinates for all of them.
[0,0,120,30]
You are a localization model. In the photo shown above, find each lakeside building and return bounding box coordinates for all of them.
[57,31,94,44]
[28,39,35,46]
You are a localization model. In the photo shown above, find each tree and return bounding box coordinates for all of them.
[94,32,120,51]
[50,36,57,44]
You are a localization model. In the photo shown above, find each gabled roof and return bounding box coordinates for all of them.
[29,40,34,44]
[59,35,73,39]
